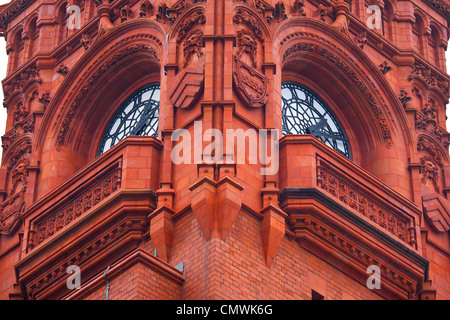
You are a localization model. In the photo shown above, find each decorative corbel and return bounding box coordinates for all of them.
[260,181,287,268]
[330,0,350,35]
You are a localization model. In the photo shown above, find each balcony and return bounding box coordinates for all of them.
[279,135,429,300]
[15,137,163,299]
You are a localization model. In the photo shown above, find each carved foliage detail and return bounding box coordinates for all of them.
[233,8,264,41]
[3,65,41,99]
[398,89,411,108]
[408,63,449,99]
[283,40,393,147]
[176,8,206,43]
[355,31,367,49]
[291,0,306,16]
[183,29,204,67]
[139,0,154,18]
[233,26,268,108]
[0,140,32,234]
[33,165,122,247]
[317,165,410,244]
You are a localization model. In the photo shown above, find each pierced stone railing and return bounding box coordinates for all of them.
[33,162,122,247]
[317,158,410,244]
[28,160,122,250]
[23,136,162,252]
[279,135,419,249]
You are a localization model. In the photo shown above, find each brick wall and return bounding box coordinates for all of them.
[83,262,182,300]
[169,210,383,300]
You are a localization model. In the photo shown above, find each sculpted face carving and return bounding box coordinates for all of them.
[183,29,203,66]
[237,30,257,67]
[10,157,29,195]
[420,156,440,192]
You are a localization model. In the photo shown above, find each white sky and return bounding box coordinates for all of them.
[0,1,448,160]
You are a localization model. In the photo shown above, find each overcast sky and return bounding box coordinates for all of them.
[0,1,449,160]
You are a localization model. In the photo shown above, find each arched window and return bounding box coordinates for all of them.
[98,83,160,155]
[382,1,393,41]
[58,3,69,42]
[11,29,24,71]
[28,17,39,58]
[412,13,425,55]
[281,82,351,158]
[428,26,440,67]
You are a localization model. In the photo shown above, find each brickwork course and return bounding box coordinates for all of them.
[0,0,449,300]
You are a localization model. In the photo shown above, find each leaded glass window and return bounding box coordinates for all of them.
[98,83,160,155]
[281,82,351,158]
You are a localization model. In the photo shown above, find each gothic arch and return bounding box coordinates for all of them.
[231,3,272,41]
[168,2,207,42]
[273,18,416,194]
[35,19,167,198]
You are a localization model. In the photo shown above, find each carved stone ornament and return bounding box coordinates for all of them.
[13,101,28,123]
[233,55,269,108]
[56,43,159,150]
[183,29,204,67]
[291,0,307,16]
[408,62,449,100]
[233,8,264,41]
[0,139,32,235]
[420,156,440,192]
[273,1,288,22]
[236,29,258,68]
[38,92,51,110]
[417,136,443,166]
[120,5,134,22]
[0,190,25,235]
[57,63,69,76]
[176,8,206,43]
[379,61,391,75]
[399,89,412,108]
[355,31,367,49]
[313,4,331,21]
[139,0,154,18]
[80,34,92,50]
[3,65,41,100]
[156,3,169,24]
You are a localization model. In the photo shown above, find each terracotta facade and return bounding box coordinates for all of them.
[0,0,449,300]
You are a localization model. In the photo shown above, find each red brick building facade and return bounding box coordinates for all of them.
[0,0,449,300]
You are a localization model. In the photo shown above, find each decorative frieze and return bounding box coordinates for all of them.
[3,65,41,100]
[31,163,122,248]
[317,164,410,244]
[408,62,449,100]
[288,215,419,297]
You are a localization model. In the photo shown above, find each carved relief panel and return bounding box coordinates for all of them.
[168,2,206,109]
[0,139,32,234]
[233,5,269,108]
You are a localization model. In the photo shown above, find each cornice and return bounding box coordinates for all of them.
[423,0,450,23]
